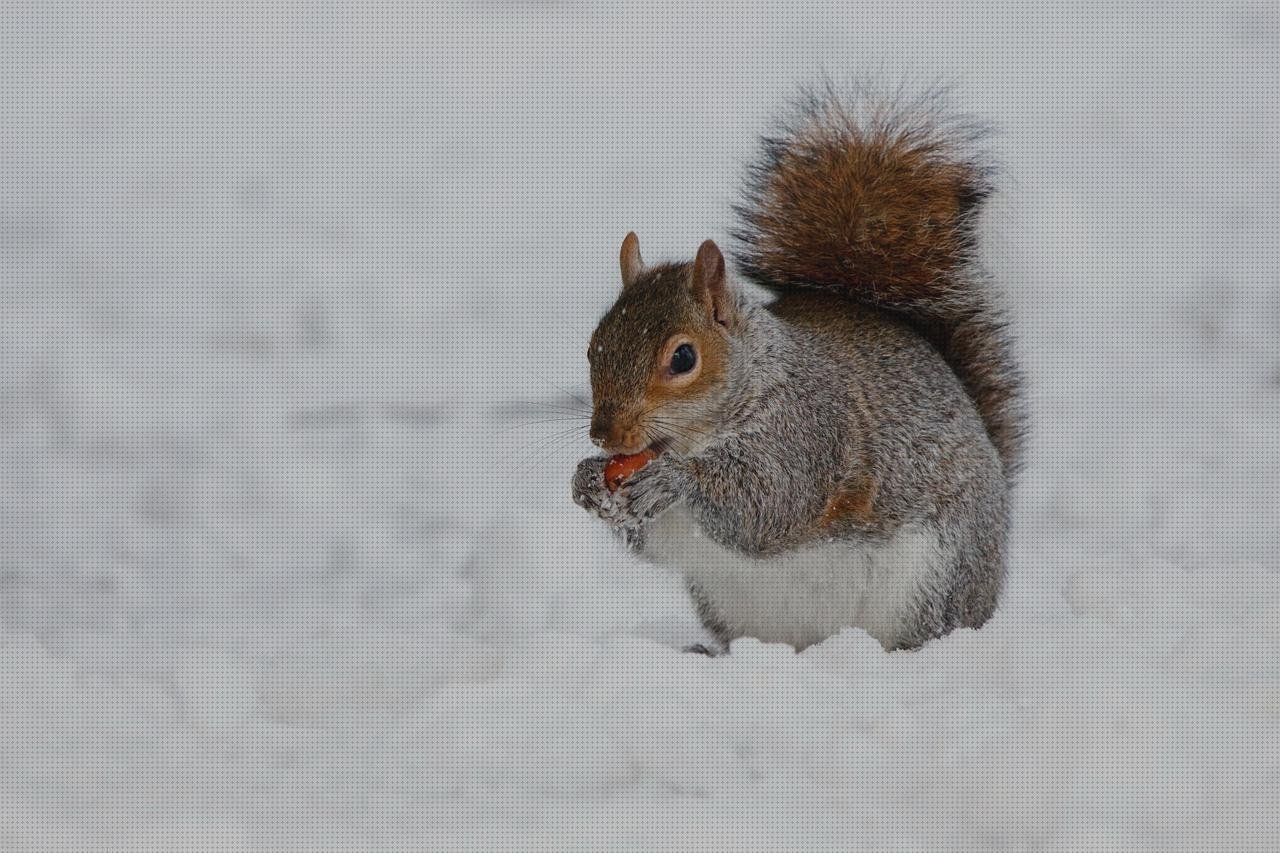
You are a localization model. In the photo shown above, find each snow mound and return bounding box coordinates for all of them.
[2,1,1278,849]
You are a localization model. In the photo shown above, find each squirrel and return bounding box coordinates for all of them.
[571,84,1024,652]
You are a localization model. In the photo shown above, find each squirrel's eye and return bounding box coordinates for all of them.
[670,343,697,374]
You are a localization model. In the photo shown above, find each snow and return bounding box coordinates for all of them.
[2,1,1278,849]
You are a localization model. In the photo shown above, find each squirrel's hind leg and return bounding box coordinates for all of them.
[686,579,737,654]
[894,520,1007,651]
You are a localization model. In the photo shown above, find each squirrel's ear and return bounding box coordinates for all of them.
[692,239,734,327]
[620,232,646,289]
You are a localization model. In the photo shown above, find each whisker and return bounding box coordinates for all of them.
[499,416,590,434]
[526,375,593,412]
[514,424,590,450]
[643,412,717,455]
[510,428,595,479]
[504,399,591,417]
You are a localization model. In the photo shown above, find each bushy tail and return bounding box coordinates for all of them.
[733,83,1025,475]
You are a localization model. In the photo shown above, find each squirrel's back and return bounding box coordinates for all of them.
[733,83,1025,475]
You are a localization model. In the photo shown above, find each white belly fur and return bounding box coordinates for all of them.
[643,505,947,650]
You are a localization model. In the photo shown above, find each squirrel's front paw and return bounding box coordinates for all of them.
[573,456,644,547]
[572,456,622,521]
[618,456,689,522]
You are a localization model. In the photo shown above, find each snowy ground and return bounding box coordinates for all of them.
[2,2,1278,850]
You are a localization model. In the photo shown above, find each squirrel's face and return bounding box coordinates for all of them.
[587,234,737,457]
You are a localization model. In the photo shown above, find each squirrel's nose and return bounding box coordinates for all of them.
[589,416,611,448]
[590,414,645,454]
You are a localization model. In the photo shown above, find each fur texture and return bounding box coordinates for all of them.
[572,85,1022,651]
[733,83,1025,474]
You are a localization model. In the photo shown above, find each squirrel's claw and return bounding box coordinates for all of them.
[572,456,623,522]
[573,453,683,538]
[617,456,687,522]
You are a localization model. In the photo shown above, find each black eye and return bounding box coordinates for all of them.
[670,343,697,374]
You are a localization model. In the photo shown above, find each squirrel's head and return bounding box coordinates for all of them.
[587,233,739,457]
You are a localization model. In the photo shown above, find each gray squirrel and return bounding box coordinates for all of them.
[572,85,1024,652]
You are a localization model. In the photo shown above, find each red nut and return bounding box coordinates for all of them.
[604,449,658,491]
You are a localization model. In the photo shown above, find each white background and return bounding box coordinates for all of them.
[1,2,1277,849]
